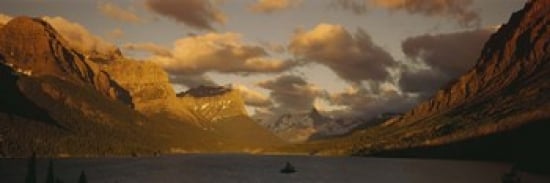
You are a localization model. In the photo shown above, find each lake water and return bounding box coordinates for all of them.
[0,154,548,183]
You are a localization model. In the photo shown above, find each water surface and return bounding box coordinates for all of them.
[1,154,548,183]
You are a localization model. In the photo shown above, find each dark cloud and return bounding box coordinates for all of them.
[333,0,368,14]
[289,23,396,83]
[399,28,494,96]
[399,68,451,98]
[334,0,480,27]
[169,74,217,88]
[328,84,416,117]
[257,75,323,113]
[145,0,225,30]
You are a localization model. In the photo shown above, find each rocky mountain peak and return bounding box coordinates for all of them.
[177,85,248,125]
[0,16,132,106]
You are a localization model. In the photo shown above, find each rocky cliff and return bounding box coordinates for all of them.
[0,17,131,106]
[100,59,175,107]
[100,60,250,128]
[177,86,248,127]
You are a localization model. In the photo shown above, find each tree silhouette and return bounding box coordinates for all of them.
[45,160,55,183]
[24,152,36,183]
[78,170,88,183]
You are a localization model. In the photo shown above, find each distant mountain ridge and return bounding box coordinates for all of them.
[264,108,384,142]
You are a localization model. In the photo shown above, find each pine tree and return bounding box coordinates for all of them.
[78,170,87,183]
[24,152,36,183]
[45,160,55,183]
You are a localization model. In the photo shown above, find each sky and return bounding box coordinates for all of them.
[0,0,528,120]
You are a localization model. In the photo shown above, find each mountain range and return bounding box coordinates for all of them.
[0,16,282,157]
[261,108,400,142]
[286,0,549,172]
[0,1,548,173]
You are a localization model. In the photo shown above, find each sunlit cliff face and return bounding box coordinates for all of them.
[0,0,527,119]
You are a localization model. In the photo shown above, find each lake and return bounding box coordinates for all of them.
[1,154,548,183]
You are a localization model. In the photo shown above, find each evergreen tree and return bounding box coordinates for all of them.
[78,170,87,183]
[24,152,36,183]
[45,160,55,183]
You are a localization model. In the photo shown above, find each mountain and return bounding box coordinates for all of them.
[0,16,281,157]
[101,58,283,149]
[264,108,372,142]
[308,112,402,141]
[177,85,248,127]
[0,17,132,105]
[291,0,550,171]
[98,58,200,124]
[176,85,283,148]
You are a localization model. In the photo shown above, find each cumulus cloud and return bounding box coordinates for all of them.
[98,2,142,23]
[41,16,119,57]
[151,32,296,75]
[399,28,494,96]
[249,0,302,13]
[334,0,480,27]
[234,84,273,107]
[257,75,324,113]
[145,0,226,30]
[123,42,172,57]
[289,23,396,83]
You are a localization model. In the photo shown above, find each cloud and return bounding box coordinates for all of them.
[150,32,296,75]
[145,0,226,30]
[289,23,396,83]
[328,84,416,117]
[0,14,118,57]
[169,74,217,89]
[402,29,493,77]
[0,14,11,25]
[123,42,172,57]
[333,0,368,14]
[98,2,142,23]
[334,0,480,27]
[108,28,125,40]
[399,28,494,96]
[398,68,451,98]
[257,75,323,113]
[249,0,302,13]
[41,16,119,57]
[234,84,273,107]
